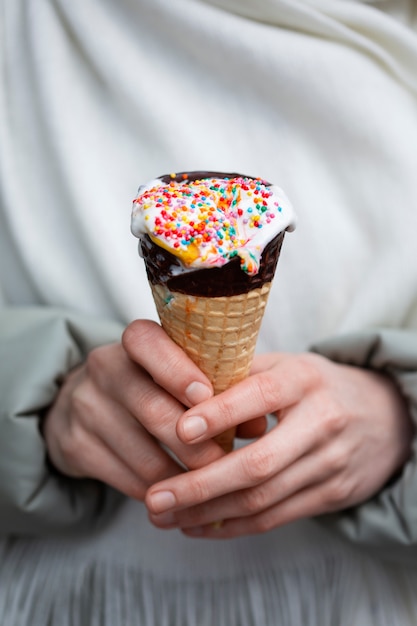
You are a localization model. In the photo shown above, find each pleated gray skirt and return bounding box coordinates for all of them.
[1,498,416,626]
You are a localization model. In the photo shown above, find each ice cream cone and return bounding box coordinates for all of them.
[131,171,296,453]
[150,282,273,451]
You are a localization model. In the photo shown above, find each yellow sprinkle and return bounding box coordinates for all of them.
[170,172,176,178]
[178,243,200,264]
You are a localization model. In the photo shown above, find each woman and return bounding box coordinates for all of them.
[1,0,417,624]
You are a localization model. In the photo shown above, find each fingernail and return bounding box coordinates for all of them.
[149,490,176,514]
[182,415,208,441]
[185,381,212,406]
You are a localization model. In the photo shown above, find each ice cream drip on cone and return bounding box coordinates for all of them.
[131,171,296,452]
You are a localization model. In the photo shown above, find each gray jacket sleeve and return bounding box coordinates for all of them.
[0,307,126,536]
[311,328,417,562]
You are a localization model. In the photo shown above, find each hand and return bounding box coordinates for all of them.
[145,352,413,538]
[43,320,225,501]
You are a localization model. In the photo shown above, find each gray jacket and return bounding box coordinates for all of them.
[1,306,416,562]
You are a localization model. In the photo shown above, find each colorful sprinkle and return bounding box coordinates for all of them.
[132,175,295,275]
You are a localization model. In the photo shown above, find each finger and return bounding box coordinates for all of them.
[150,441,334,529]
[79,389,183,484]
[146,407,326,515]
[181,481,343,539]
[249,352,290,375]
[176,355,311,444]
[86,347,224,470]
[81,440,149,500]
[122,320,214,407]
[56,429,151,501]
[113,368,223,470]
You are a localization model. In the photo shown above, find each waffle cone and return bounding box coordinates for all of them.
[150,282,272,452]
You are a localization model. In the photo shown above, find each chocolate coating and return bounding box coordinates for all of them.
[158,171,271,186]
[140,232,285,297]
[139,171,284,297]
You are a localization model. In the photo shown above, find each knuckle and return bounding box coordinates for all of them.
[240,487,268,514]
[254,373,280,410]
[153,350,185,385]
[71,381,97,422]
[325,476,355,507]
[252,512,276,534]
[242,446,276,484]
[138,454,170,485]
[323,445,350,474]
[121,324,135,353]
[58,423,86,472]
[295,353,323,387]
[69,379,106,437]
[323,402,348,435]
[85,346,109,377]
[139,387,176,427]
[122,320,160,357]
[139,386,161,418]
[188,476,210,503]
[214,395,237,429]
[84,344,124,389]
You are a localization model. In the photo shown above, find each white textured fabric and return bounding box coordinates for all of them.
[2,0,417,350]
[1,0,417,623]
